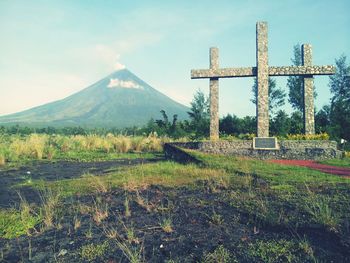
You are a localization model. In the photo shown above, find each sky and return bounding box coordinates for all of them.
[0,0,349,118]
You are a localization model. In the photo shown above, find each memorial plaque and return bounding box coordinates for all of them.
[253,137,278,150]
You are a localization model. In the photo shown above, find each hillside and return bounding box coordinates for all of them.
[0,69,189,128]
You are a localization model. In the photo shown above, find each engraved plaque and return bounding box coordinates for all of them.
[253,137,278,150]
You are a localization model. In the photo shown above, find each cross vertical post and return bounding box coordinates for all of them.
[302,44,315,135]
[209,47,219,140]
[191,21,335,141]
[256,22,269,137]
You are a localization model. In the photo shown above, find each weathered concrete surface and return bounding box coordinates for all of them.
[209,47,219,141]
[268,65,335,76]
[191,67,256,78]
[256,21,269,138]
[190,21,336,139]
[191,65,335,79]
[164,140,344,160]
[302,44,315,135]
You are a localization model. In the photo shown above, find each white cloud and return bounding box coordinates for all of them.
[107,78,142,90]
[114,62,126,71]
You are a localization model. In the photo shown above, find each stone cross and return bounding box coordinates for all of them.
[191,21,335,140]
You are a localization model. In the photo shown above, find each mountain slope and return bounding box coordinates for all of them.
[0,69,189,128]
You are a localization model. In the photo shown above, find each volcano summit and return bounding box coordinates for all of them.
[0,69,189,128]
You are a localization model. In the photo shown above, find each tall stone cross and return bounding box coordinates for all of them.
[191,21,335,140]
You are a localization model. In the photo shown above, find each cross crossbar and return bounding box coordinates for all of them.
[191,65,335,79]
[191,21,336,140]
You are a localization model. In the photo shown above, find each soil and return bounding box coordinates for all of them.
[1,185,349,262]
[269,160,350,177]
[0,159,349,262]
[0,157,163,208]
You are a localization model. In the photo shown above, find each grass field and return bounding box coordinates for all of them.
[0,135,349,262]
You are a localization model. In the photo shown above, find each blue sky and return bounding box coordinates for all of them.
[0,0,349,117]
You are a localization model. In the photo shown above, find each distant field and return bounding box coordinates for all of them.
[0,135,349,262]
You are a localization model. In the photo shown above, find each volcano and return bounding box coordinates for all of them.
[0,69,189,128]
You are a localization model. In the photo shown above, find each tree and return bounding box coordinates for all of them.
[315,105,331,134]
[289,111,303,134]
[154,110,186,138]
[287,44,304,112]
[271,110,291,136]
[287,44,317,112]
[187,90,210,138]
[251,77,286,115]
[240,116,256,134]
[329,55,350,100]
[329,55,350,140]
[155,110,170,130]
[219,114,242,135]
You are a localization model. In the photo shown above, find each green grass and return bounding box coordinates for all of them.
[202,245,235,263]
[80,241,110,261]
[23,161,228,197]
[0,151,159,170]
[53,150,159,162]
[0,208,41,239]
[189,150,350,185]
[247,238,316,263]
[2,148,350,259]
[182,150,350,232]
[0,133,166,168]
[319,157,350,168]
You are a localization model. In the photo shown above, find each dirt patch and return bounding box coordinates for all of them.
[1,159,349,262]
[269,160,350,177]
[0,157,163,208]
[1,185,349,262]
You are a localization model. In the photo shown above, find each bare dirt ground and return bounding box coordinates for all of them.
[1,158,349,262]
[0,158,162,208]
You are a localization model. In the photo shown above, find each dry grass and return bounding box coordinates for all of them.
[92,198,109,225]
[10,134,47,160]
[0,153,5,166]
[134,191,154,212]
[124,195,131,217]
[32,161,229,198]
[160,218,173,233]
[1,133,168,164]
[39,187,61,229]
[74,217,81,230]
[103,226,120,239]
[83,174,110,193]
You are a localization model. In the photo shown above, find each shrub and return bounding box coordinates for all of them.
[238,133,256,140]
[220,135,238,141]
[286,133,330,140]
[10,138,29,159]
[202,245,235,263]
[80,241,109,261]
[0,196,41,239]
[27,134,47,159]
[247,239,315,263]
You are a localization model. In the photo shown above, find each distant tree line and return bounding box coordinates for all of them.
[146,50,349,141]
[1,47,348,143]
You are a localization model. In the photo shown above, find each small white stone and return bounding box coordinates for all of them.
[26,171,31,175]
[58,249,68,257]
[160,244,164,249]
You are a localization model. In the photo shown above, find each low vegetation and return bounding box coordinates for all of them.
[0,133,167,166]
[0,138,349,261]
